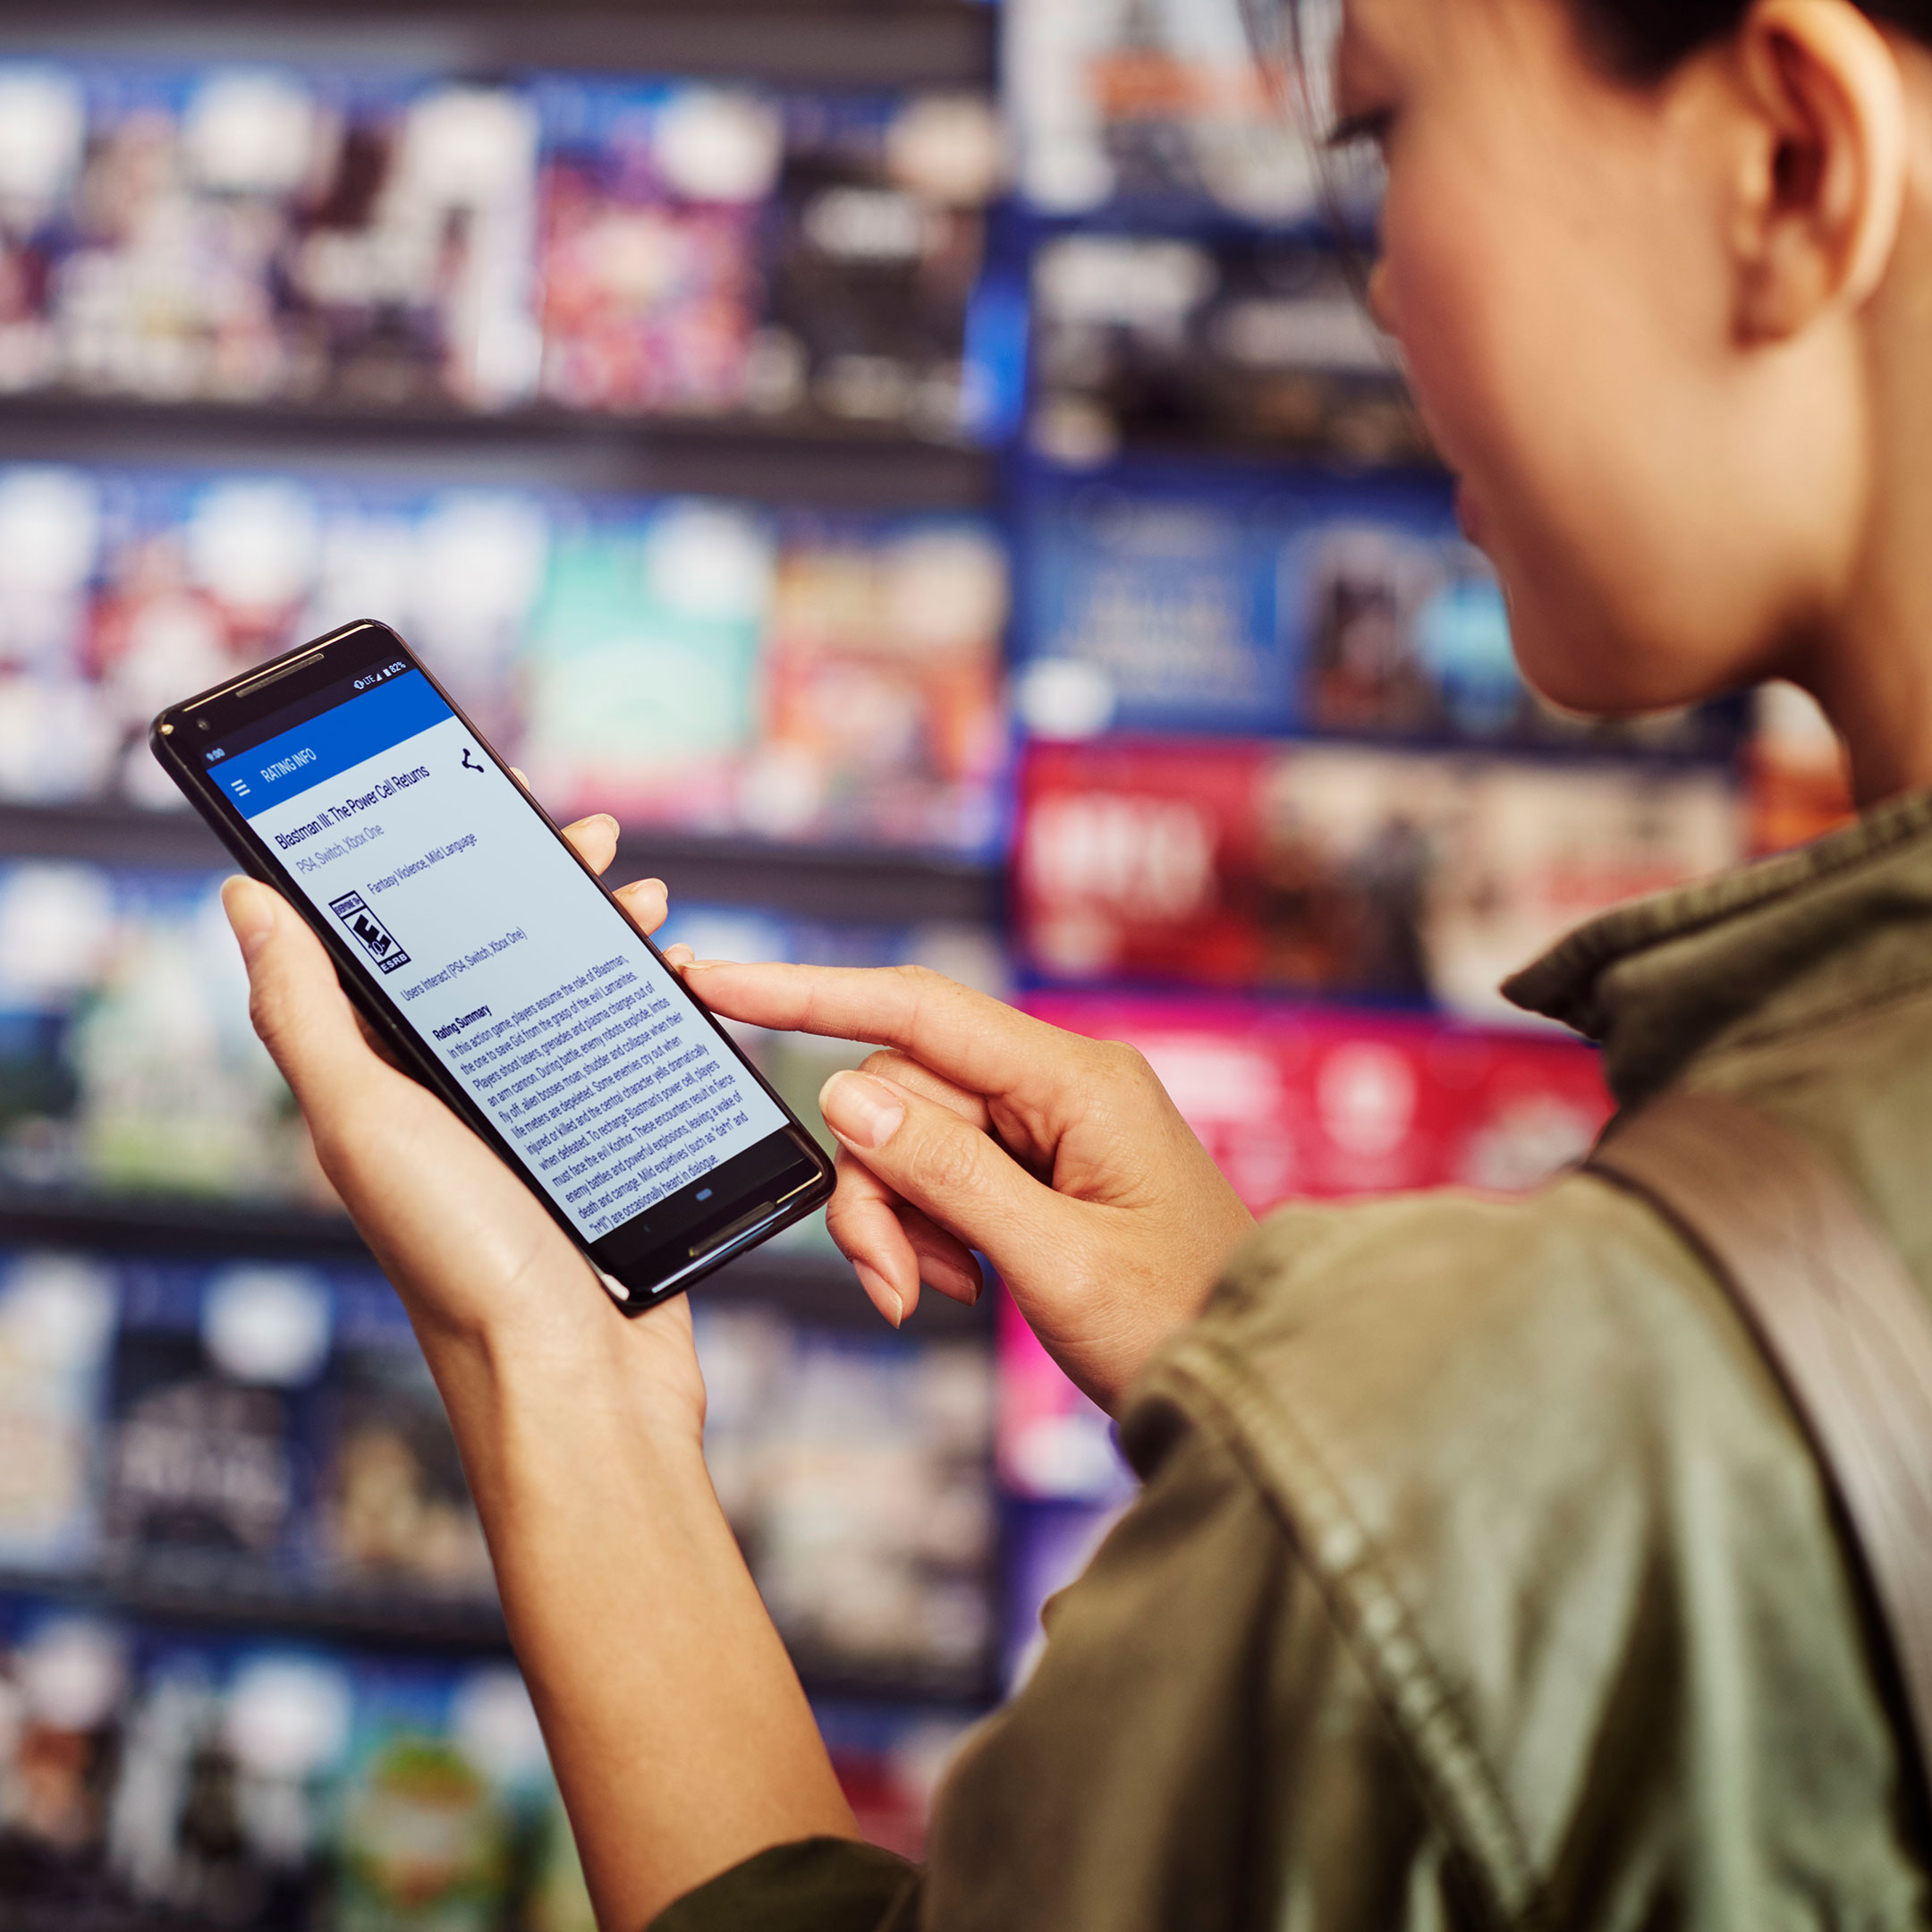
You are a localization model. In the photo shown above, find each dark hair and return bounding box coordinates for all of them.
[1573,0,1928,78]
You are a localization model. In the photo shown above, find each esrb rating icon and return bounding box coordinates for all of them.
[328,890,411,974]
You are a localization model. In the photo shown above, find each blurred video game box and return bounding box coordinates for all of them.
[1029,234,1427,466]
[1010,459,1748,760]
[1014,736,1745,1020]
[996,995,1612,1512]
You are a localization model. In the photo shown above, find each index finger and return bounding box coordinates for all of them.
[683,962,1068,1103]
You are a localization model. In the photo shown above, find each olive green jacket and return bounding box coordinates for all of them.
[656,795,1932,1930]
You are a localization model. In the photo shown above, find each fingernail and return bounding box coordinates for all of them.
[682,959,739,972]
[922,1254,982,1303]
[221,877,275,964]
[819,1071,905,1152]
[595,813,621,835]
[854,1260,903,1328]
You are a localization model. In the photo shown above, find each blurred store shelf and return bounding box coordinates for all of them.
[0,1562,512,1657]
[0,2,994,90]
[0,1182,995,1335]
[0,804,1004,924]
[0,395,997,514]
[0,1562,997,1705]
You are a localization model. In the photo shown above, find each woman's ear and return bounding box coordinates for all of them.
[1727,0,1908,341]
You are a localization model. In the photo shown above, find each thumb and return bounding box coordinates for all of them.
[818,1069,1078,1292]
[222,877,394,1123]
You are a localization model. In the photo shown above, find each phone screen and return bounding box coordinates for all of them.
[205,655,788,1245]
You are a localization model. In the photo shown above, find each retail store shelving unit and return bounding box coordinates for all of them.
[0,1178,993,1336]
[0,1158,999,1707]
[0,6,1014,1914]
[0,801,1002,923]
[0,0,1012,1238]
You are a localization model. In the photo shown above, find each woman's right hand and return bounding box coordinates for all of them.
[683,962,1256,1412]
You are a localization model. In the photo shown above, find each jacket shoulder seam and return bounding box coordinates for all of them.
[1147,1335,1548,1929]
[1704,963,1932,1067]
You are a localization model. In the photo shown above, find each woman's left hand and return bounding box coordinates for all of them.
[222,811,860,1930]
[220,812,703,1428]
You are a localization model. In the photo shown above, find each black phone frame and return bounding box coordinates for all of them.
[148,619,835,1311]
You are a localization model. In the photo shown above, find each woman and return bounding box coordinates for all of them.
[224,0,1932,1923]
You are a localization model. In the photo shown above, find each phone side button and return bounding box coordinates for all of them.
[688,1203,777,1260]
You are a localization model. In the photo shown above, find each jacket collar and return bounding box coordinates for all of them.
[1504,789,1932,1107]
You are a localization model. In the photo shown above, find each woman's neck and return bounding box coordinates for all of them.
[1815,638,1932,809]
[1804,161,1932,812]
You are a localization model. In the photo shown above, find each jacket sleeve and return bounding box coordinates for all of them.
[649,1397,1456,1932]
[921,1402,1457,1932]
[646,1838,922,1932]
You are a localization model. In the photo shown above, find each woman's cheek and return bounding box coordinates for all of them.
[1376,214,1617,701]
[1378,197,1513,501]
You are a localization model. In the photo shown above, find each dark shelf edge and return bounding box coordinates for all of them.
[0,803,1004,925]
[0,1567,996,1707]
[0,1184,368,1259]
[0,1563,513,1655]
[0,394,998,513]
[620,827,1004,927]
[0,5,995,90]
[0,1186,994,1335]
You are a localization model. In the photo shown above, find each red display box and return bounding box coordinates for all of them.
[997,995,1613,1504]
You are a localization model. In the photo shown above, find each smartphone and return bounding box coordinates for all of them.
[149,619,835,1309]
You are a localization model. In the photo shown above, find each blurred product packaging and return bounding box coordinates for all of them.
[0,861,322,1200]
[1029,235,1424,466]
[0,461,1013,855]
[1024,994,1613,1205]
[524,502,1010,854]
[766,92,1002,435]
[1749,679,1855,855]
[0,465,548,811]
[521,496,772,828]
[0,1605,588,1929]
[744,517,1009,852]
[695,1303,997,1698]
[1010,462,1745,759]
[0,1597,960,1926]
[534,80,775,418]
[316,1275,494,1604]
[0,1253,118,1570]
[996,1292,1134,1512]
[0,60,1002,436]
[0,1612,132,1902]
[1015,738,1744,1017]
[0,63,540,410]
[0,1241,1004,1689]
[996,997,1609,1504]
[103,1262,333,1592]
[534,79,1001,434]
[334,1661,552,1932]
[1004,0,1318,223]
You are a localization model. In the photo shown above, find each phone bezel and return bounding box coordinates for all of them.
[149,619,835,1309]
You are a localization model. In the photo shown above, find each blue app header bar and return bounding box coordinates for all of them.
[213,671,452,819]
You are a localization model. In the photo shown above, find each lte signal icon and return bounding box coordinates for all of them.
[327,890,411,975]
